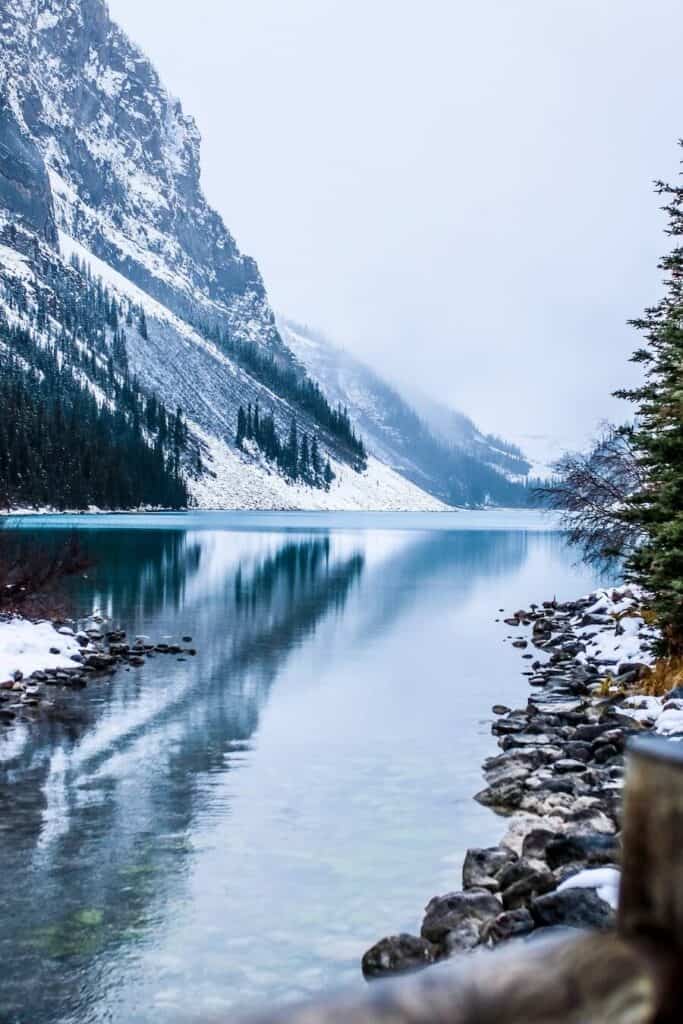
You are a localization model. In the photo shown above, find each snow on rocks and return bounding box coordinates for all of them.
[0,617,82,680]
[0,615,198,734]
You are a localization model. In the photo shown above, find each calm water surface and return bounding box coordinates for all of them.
[0,511,607,1023]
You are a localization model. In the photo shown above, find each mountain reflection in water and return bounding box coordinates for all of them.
[0,513,605,1024]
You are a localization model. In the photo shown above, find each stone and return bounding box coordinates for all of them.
[553,759,587,774]
[474,779,525,810]
[462,846,518,892]
[480,908,535,945]
[361,934,438,979]
[545,833,620,870]
[421,890,502,945]
[593,743,619,765]
[500,864,556,910]
[521,829,557,861]
[530,888,615,930]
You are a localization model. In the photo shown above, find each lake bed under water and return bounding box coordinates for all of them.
[0,511,608,1023]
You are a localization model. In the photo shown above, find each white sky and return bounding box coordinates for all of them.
[108,0,683,463]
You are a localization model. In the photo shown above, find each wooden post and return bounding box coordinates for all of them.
[619,736,683,953]
[231,738,683,1024]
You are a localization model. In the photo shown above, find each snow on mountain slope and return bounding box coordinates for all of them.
[190,426,448,511]
[281,319,534,506]
[0,0,448,511]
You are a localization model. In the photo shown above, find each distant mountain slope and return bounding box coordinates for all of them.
[0,0,445,510]
[281,319,534,506]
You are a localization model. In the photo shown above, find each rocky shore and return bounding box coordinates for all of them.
[0,615,197,727]
[361,586,678,978]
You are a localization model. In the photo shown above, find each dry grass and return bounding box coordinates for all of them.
[638,658,683,697]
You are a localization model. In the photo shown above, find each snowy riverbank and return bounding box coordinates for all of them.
[0,615,197,726]
[362,586,677,978]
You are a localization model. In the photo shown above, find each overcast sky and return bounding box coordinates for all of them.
[108,0,683,464]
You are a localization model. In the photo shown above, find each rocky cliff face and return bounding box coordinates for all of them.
[0,0,449,510]
[0,0,285,354]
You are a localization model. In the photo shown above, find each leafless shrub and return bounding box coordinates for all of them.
[0,521,92,617]
[537,425,645,563]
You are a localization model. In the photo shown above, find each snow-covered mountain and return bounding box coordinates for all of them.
[0,0,450,510]
[0,0,531,511]
[281,319,534,506]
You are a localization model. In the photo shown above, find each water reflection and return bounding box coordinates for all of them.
[0,515,600,1024]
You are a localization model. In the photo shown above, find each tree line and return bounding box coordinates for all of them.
[189,312,367,470]
[0,250,189,509]
[236,403,335,489]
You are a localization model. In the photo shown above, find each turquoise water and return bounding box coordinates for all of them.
[0,511,605,1023]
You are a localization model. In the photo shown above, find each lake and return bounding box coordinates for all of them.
[0,511,607,1024]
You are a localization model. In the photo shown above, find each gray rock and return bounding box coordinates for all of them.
[553,758,588,774]
[545,833,620,870]
[481,908,535,945]
[474,779,525,810]
[361,934,438,979]
[530,888,615,930]
[521,828,557,861]
[421,890,503,945]
[462,846,518,892]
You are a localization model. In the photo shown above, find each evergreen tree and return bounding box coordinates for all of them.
[138,307,148,340]
[300,434,310,483]
[617,158,683,652]
[324,459,334,490]
[311,436,322,482]
[286,418,299,478]
[236,405,247,447]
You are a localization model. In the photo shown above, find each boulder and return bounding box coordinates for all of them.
[361,934,438,979]
[474,779,525,810]
[545,832,620,870]
[462,846,518,892]
[480,908,535,946]
[421,890,502,945]
[530,888,615,930]
[498,858,557,910]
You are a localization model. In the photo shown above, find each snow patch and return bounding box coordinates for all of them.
[0,618,81,680]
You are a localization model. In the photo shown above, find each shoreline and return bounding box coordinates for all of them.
[0,614,197,728]
[361,585,676,977]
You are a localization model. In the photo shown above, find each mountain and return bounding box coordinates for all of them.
[0,0,446,511]
[281,319,535,507]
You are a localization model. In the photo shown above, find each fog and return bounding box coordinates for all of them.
[108,0,683,465]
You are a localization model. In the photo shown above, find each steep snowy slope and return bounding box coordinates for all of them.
[281,319,534,506]
[0,0,446,510]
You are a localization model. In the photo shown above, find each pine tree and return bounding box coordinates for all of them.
[617,158,683,651]
[300,434,310,483]
[286,418,299,479]
[138,307,148,340]
[236,405,247,447]
[311,436,322,482]
[324,459,334,490]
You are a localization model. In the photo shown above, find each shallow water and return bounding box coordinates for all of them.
[0,511,607,1023]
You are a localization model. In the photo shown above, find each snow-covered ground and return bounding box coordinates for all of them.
[572,587,683,739]
[0,618,81,680]
[189,424,450,511]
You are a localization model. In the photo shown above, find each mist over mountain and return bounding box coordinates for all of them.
[281,319,536,507]
[0,0,532,510]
